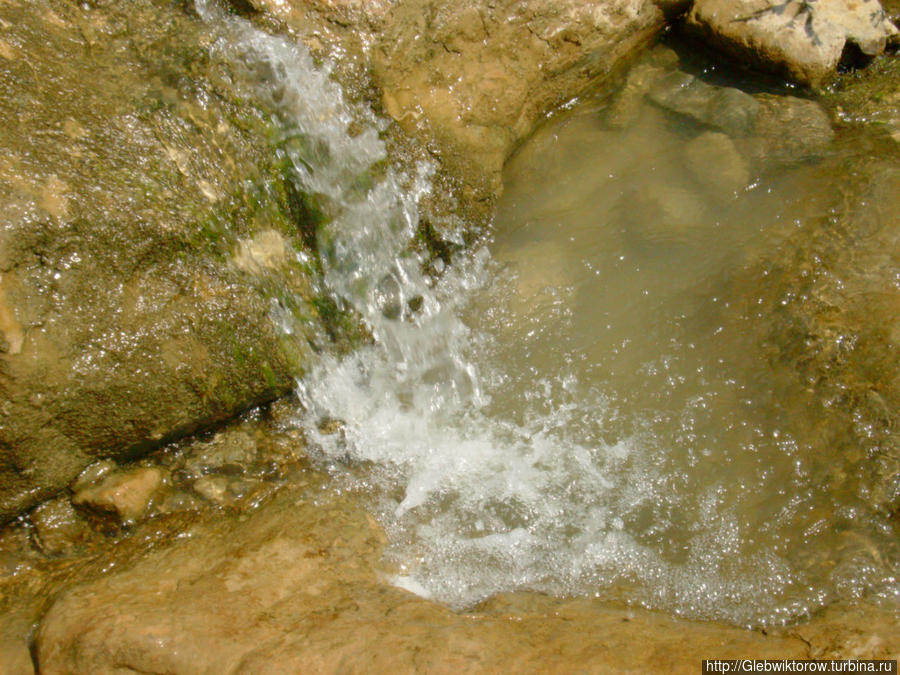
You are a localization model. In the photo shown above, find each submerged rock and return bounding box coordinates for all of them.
[181,430,259,479]
[752,93,835,163]
[687,0,899,87]
[608,52,836,177]
[616,185,709,243]
[647,70,761,136]
[28,497,97,557]
[685,131,751,195]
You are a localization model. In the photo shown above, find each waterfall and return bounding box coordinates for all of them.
[195,0,900,628]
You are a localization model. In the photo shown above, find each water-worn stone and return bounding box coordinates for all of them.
[605,45,682,128]
[181,431,258,479]
[685,131,751,195]
[34,482,900,673]
[616,185,709,242]
[752,94,835,162]
[0,0,327,521]
[687,0,899,87]
[646,70,762,136]
[72,467,165,523]
[28,497,97,557]
[611,53,835,173]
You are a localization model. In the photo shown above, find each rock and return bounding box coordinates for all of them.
[34,482,900,673]
[70,460,117,494]
[687,0,899,87]
[822,52,900,140]
[646,70,761,136]
[752,94,835,162]
[27,484,794,673]
[191,475,231,505]
[0,0,326,521]
[0,523,35,578]
[181,431,258,479]
[0,637,33,675]
[616,185,709,243]
[155,488,205,515]
[685,131,751,195]
[605,46,681,128]
[72,467,165,524]
[29,496,96,557]
[252,0,667,202]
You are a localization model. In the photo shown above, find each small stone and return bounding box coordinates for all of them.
[317,417,344,435]
[156,488,204,515]
[685,131,751,196]
[72,467,164,523]
[29,497,96,557]
[232,230,290,274]
[182,431,257,478]
[192,475,230,504]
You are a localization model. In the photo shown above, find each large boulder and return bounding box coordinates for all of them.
[0,0,326,520]
[687,0,899,87]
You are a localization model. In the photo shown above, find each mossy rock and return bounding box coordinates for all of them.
[0,0,360,520]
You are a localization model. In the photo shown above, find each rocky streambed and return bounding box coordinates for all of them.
[1,0,899,671]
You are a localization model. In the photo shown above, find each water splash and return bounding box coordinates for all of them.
[200,3,900,628]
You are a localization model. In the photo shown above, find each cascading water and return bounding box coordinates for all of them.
[199,3,900,628]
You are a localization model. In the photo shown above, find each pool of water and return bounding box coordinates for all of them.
[298,45,900,627]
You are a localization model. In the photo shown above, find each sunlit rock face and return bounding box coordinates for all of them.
[0,0,324,520]
[32,479,900,673]
[687,0,898,87]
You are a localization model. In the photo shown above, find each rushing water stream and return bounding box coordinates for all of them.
[197,4,900,629]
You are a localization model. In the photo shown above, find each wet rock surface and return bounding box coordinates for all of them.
[684,131,751,194]
[31,477,900,674]
[719,159,900,520]
[28,498,98,558]
[687,0,898,87]
[0,0,334,520]
[245,0,667,206]
[0,401,310,667]
[72,467,165,524]
[0,0,899,672]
